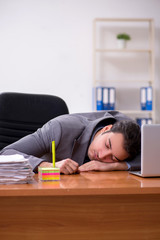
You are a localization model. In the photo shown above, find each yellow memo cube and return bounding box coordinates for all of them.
[38,167,60,181]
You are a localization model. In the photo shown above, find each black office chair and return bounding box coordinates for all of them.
[0,92,69,150]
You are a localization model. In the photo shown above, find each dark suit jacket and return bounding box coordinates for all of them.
[0,111,141,172]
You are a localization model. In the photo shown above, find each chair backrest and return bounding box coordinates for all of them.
[0,92,69,150]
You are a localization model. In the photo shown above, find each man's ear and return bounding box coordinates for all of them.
[100,124,113,134]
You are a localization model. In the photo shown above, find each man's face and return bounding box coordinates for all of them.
[87,125,129,163]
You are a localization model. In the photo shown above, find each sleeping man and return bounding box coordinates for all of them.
[0,111,141,174]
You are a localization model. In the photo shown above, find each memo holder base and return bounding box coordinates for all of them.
[38,167,60,181]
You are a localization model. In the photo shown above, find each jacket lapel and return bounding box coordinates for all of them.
[71,126,92,166]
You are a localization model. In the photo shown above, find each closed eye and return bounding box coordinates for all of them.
[108,138,121,162]
[105,143,110,149]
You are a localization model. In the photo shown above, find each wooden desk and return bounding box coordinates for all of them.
[0,171,160,240]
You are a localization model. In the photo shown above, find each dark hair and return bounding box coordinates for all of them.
[109,120,141,159]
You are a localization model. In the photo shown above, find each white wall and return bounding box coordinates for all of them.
[0,0,160,119]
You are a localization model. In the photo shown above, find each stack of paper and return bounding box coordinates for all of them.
[0,154,34,184]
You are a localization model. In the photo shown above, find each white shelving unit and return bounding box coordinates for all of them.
[93,18,155,123]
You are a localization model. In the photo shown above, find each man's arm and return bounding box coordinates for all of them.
[78,160,128,172]
[79,152,141,173]
[0,119,61,172]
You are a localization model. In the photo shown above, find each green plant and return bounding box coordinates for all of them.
[117,33,131,40]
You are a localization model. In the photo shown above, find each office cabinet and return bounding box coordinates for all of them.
[93,18,155,123]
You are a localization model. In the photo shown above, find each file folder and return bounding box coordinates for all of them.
[136,118,152,127]
[146,87,152,111]
[137,118,147,126]
[147,118,152,124]
[140,87,146,110]
[103,87,109,110]
[109,87,115,110]
[96,86,103,110]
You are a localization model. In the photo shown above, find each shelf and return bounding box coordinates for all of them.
[93,18,155,123]
[95,79,153,84]
[94,18,153,22]
[95,49,152,53]
[117,110,154,115]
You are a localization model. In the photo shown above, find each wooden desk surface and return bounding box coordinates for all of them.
[1,171,160,240]
[0,171,160,196]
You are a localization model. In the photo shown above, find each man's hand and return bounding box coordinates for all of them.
[39,159,79,175]
[56,159,79,174]
[78,160,128,172]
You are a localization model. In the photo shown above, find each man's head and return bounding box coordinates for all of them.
[87,120,141,163]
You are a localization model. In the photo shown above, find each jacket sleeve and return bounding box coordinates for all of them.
[126,154,141,171]
[0,119,62,172]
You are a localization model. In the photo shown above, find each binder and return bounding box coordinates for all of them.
[136,118,152,127]
[141,118,147,125]
[96,86,103,111]
[109,87,115,110]
[103,87,109,110]
[136,118,147,127]
[136,118,141,126]
[95,86,116,111]
[140,87,146,110]
[147,118,152,124]
[146,86,152,111]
